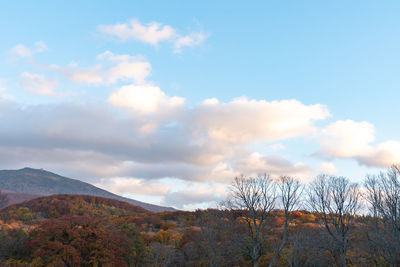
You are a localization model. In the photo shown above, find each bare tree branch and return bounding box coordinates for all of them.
[269,176,303,267]
[307,175,360,267]
[224,174,276,267]
[364,165,400,266]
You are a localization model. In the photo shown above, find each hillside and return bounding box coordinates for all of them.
[0,190,43,207]
[0,168,175,212]
[0,194,374,267]
[0,194,150,221]
[0,195,160,266]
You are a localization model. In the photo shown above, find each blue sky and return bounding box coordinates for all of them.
[1,1,400,209]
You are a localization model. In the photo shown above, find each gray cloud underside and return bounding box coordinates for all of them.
[0,99,312,184]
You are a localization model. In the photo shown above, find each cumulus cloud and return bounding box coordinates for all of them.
[113,150,314,183]
[109,84,185,132]
[0,54,332,208]
[229,150,313,180]
[98,19,207,51]
[0,88,334,208]
[319,120,400,167]
[193,97,330,144]
[19,72,59,96]
[358,141,400,167]
[10,41,47,58]
[0,101,226,174]
[320,120,375,158]
[50,51,151,86]
[318,162,338,174]
[0,97,318,184]
[95,177,171,196]
[109,84,185,114]
[161,184,227,209]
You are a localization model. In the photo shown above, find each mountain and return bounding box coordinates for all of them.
[0,167,175,212]
[0,189,43,207]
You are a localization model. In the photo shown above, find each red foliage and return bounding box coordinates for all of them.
[27,216,130,266]
[270,216,285,227]
[1,194,150,222]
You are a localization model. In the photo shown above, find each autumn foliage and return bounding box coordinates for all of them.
[0,194,394,266]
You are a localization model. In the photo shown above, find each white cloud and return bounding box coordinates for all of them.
[229,150,313,180]
[319,120,400,168]
[0,68,329,209]
[161,184,227,209]
[99,19,207,51]
[318,162,338,174]
[193,97,330,144]
[174,33,207,53]
[107,88,324,177]
[51,51,151,86]
[95,177,171,196]
[19,72,59,96]
[320,120,374,158]
[0,97,318,185]
[99,19,175,44]
[358,141,400,167]
[96,51,151,84]
[109,84,184,114]
[10,41,48,58]
[109,84,185,133]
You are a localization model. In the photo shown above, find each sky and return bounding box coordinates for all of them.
[1,1,400,210]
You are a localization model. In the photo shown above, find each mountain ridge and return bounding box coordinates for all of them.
[0,167,175,212]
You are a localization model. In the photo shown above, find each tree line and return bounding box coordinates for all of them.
[0,165,399,266]
[222,165,400,267]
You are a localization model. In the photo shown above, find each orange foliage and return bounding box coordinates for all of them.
[27,216,130,266]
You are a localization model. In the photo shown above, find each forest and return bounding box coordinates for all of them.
[0,165,399,267]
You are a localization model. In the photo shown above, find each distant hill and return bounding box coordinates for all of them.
[0,168,175,212]
[0,194,150,221]
[0,190,43,207]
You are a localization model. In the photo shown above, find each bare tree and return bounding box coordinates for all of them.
[225,175,276,267]
[281,226,334,267]
[364,165,400,266]
[197,210,221,267]
[0,190,9,209]
[147,242,176,267]
[195,209,241,267]
[269,176,303,267]
[307,175,360,267]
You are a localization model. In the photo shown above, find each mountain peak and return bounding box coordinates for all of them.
[18,167,54,174]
